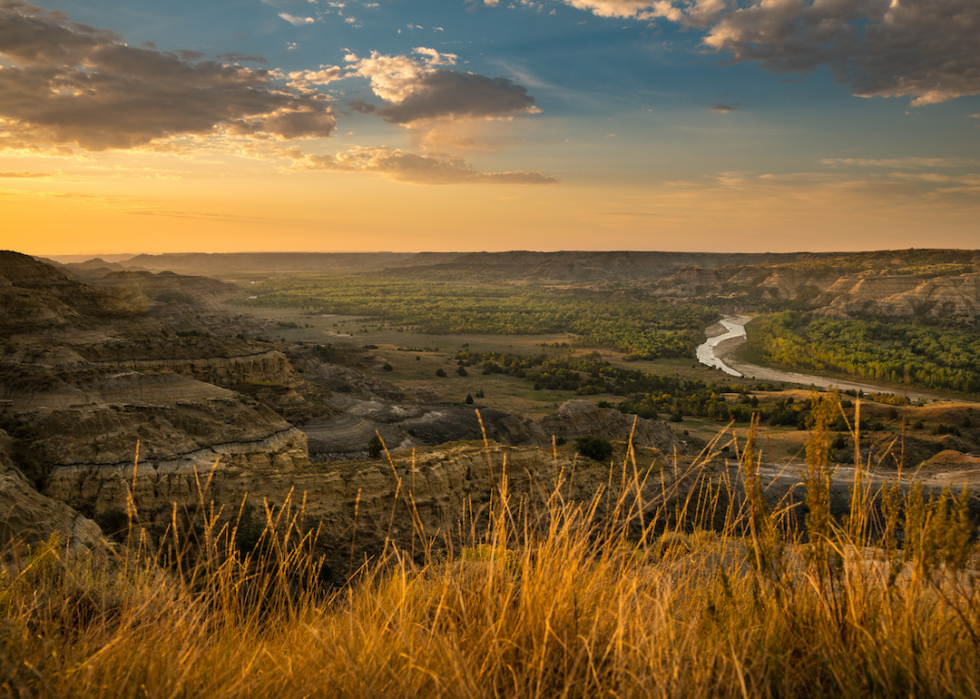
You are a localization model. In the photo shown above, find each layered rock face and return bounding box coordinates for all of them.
[46,439,684,582]
[0,429,104,555]
[0,252,311,533]
[821,274,980,318]
[644,254,980,321]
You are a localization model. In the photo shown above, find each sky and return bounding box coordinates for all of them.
[1,0,978,255]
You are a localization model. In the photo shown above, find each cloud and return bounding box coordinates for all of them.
[709,103,737,113]
[556,0,980,106]
[0,2,336,151]
[286,65,343,89]
[217,53,268,64]
[0,170,54,177]
[345,48,539,125]
[278,12,315,25]
[286,145,558,185]
[347,100,377,114]
[345,48,457,103]
[820,157,980,169]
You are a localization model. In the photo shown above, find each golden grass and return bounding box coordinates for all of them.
[2,395,979,698]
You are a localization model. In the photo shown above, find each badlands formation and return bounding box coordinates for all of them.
[0,252,691,577]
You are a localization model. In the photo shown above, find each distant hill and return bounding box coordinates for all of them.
[644,249,980,320]
[125,252,424,276]
[0,250,154,336]
[378,248,980,321]
[383,250,844,283]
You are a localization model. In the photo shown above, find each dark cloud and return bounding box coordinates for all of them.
[563,0,980,106]
[709,103,738,113]
[375,70,537,125]
[289,146,558,185]
[174,49,206,62]
[217,52,269,64]
[347,99,378,114]
[0,3,335,151]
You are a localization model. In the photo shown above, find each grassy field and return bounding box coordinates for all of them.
[4,403,980,697]
[235,305,728,415]
[239,306,980,457]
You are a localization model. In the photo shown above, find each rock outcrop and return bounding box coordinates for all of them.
[0,429,104,555]
[538,400,692,451]
[39,438,689,582]
[93,270,245,310]
[0,251,314,547]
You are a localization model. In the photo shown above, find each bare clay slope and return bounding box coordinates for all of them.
[645,249,980,320]
[0,252,311,527]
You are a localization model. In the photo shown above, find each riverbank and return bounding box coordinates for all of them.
[698,316,952,402]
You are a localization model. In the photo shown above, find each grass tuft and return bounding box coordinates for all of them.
[2,396,979,697]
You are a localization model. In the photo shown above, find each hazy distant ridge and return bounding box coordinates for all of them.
[125,252,420,275]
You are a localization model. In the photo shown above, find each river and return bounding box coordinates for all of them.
[695,317,746,377]
[695,316,947,402]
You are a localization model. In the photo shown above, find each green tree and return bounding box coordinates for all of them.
[368,434,384,459]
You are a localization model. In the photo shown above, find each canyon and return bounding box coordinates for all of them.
[0,251,693,575]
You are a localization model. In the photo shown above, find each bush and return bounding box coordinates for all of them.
[457,366,468,377]
[382,363,393,372]
[465,394,474,405]
[435,368,447,377]
[575,436,614,462]
[368,434,384,459]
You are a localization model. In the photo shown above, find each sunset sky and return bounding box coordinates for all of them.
[1,0,978,255]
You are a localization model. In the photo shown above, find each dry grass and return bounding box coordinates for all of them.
[2,395,979,698]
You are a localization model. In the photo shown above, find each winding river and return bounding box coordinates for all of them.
[695,316,947,402]
[695,317,747,377]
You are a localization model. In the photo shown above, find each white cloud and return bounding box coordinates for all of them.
[345,48,456,103]
[344,48,538,125]
[286,65,343,89]
[278,12,315,25]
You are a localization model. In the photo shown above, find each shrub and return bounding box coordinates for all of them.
[382,363,393,372]
[368,434,384,459]
[575,436,614,461]
[435,368,447,378]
